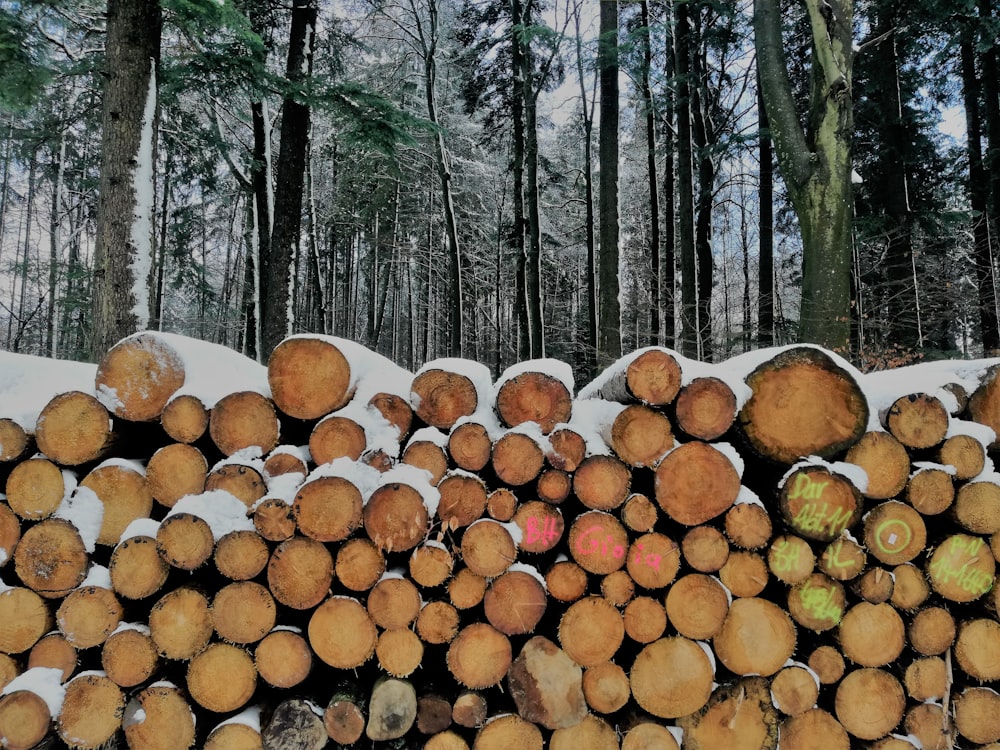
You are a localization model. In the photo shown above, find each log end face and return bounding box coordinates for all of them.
[267,337,352,420]
[507,636,586,730]
[96,333,186,422]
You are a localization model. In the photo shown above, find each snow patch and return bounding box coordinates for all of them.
[165,490,255,540]
[54,486,104,553]
[1,667,66,717]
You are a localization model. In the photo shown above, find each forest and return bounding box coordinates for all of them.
[0,0,998,381]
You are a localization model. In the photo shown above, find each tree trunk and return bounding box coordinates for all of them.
[676,1,697,356]
[640,0,660,346]
[691,12,714,360]
[597,0,621,367]
[757,69,774,346]
[511,0,529,360]
[573,4,597,375]
[90,0,161,361]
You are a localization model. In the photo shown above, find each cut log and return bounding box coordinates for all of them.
[512,500,564,555]
[323,685,366,745]
[214,528,269,581]
[426,730,470,750]
[35,390,113,466]
[101,625,159,687]
[486,487,518,521]
[5,456,64,520]
[483,569,547,635]
[969,364,1000,449]
[834,667,905,741]
[778,708,850,750]
[584,348,682,405]
[623,596,667,644]
[410,542,454,588]
[205,718,264,750]
[677,677,780,750]
[770,664,819,716]
[674,376,738,441]
[148,586,213,660]
[27,633,76,681]
[547,427,587,472]
[160,394,209,444]
[766,535,815,584]
[14,517,88,598]
[0,502,20,565]
[364,481,430,552]
[369,391,413,438]
[939,433,987,480]
[146,443,207,508]
[838,602,905,667]
[787,573,846,632]
[262,447,308,478]
[620,493,657,533]
[725,501,772,550]
[417,694,453,735]
[56,585,123,649]
[449,567,488,609]
[437,471,489,529]
[81,460,154,546]
[548,713,618,749]
[779,466,863,542]
[558,596,624,668]
[0,589,53,655]
[212,580,276,644]
[411,361,489,429]
[186,642,257,713]
[367,677,417,741]
[600,569,634,606]
[401,433,449,484]
[955,618,1000,680]
[375,628,424,677]
[156,512,214,570]
[607,404,674,467]
[844,431,910,500]
[266,335,354,419]
[655,441,741,525]
[863,500,926,565]
[252,497,296,542]
[207,462,267,508]
[621,722,680,750]
[460,519,516,577]
[953,479,1000,534]
[904,656,947,702]
[567,511,629,575]
[268,536,334,609]
[573,454,631,511]
[447,623,512,689]
[448,421,492,472]
[889,562,931,610]
[719,550,769,597]
[308,595,377,669]
[56,672,125,749]
[664,573,729,640]
[262,698,328,750]
[903,702,952,750]
[807,645,846,684]
[122,682,197,750]
[491,430,545,486]
[908,606,956,656]
[0,689,52,750]
[472,713,543,749]
[308,414,366,465]
[854,565,894,603]
[818,534,867,581]
[293,475,363,542]
[255,628,312,689]
[209,390,280,456]
[926,532,995,602]
[883,393,949,449]
[335,537,385,592]
[954,686,1000,745]
[495,365,573,434]
[630,636,714,719]
[626,532,681,590]
[682,524,730,573]
[544,560,588,603]
[367,575,422,630]
[110,534,170,600]
[905,466,954,516]
[507,635,586,729]
[536,468,572,504]
[452,691,488,729]
[714,597,796,676]
[0,418,29,463]
[581,662,630,715]
[737,347,868,464]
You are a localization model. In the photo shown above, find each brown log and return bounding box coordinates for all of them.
[486,487,518,521]
[955,618,1000,680]
[904,656,947,702]
[905,465,955,516]
[655,441,741,525]
[333,537,384,592]
[207,462,267,508]
[5,456,64,520]
[767,534,816,586]
[214,528,269,581]
[101,625,160,687]
[156,512,214,571]
[483,568,547,635]
[939,433,987,480]
[818,534,867,581]
[255,628,312,689]
[209,390,279,456]
[626,532,680,590]
[544,560,588,603]
[954,686,1000,745]
[308,595,377,669]
[56,585,123,649]
[507,635,587,729]
[584,348,682,405]
[367,677,417,741]
[547,427,587,472]
[417,694,453,735]
[252,497,295,541]
[600,569,634,606]
[448,421,492,472]
[715,597,796,676]
[447,622,512,688]
[448,567,488,609]
[14,517,88,598]
[665,573,729,640]
[186,641,257,713]
[573,454,631,511]
[513,500,564,555]
[57,672,125,749]
[581,663,631,717]
[838,602,905,667]
[926,532,995,602]
[630,636,714,719]
[0,502,20,565]
[263,446,309,478]
[834,667,905,741]
[438,470,489,529]
[364,480,430,553]
[110,533,169,600]
[903,702,952,750]
[558,596,624,668]
[674,376,738,441]
[160,394,209,444]
[567,511,629,575]
[724,501,773,550]
[267,336,354,419]
[452,691,488,729]
[27,633,76,681]
[81,460,154,546]
[844,431,910,500]
[426,730,470,750]
[681,524,730,572]
[908,606,956,656]
[737,347,868,464]
[36,390,113,466]
[308,414,366,464]
[461,519,517,577]
[719,550,769,597]
[969,365,1000,449]
[367,574,422,630]
[548,713,618,749]
[262,698,328,750]
[146,443,207,508]
[954,478,1000,534]
[536,468,572,504]
[205,717,264,750]
[787,573,846,632]
[620,492,657,533]
[211,580,276,645]
[401,432,450,484]
[889,562,931,610]
[495,367,573,434]
[410,542,454,588]
[607,404,673,467]
[148,586,213,660]
[376,628,424,677]
[623,596,667,644]
[369,391,414,438]
[778,709,850,750]
[807,644,846,684]
[412,364,488,429]
[854,565,894,603]
[472,713,543,749]
[123,682,197,750]
[491,430,545,486]
[863,500,926,565]
[0,688,51,750]
[268,535,334,609]
[779,465,863,542]
[323,685,366,745]
[677,677,780,750]
[884,392,949,449]
[770,664,819,716]
[292,474,363,542]
[0,418,29,462]
[621,722,680,750]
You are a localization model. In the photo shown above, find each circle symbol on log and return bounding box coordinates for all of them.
[874,519,912,555]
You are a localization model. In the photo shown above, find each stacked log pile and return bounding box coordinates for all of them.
[1,333,1000,749]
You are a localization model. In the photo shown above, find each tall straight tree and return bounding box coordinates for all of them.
[262,0,317,357]
[638,0,660,346]
[598,0,621,367]
[675,0,697,356]
[754,0,855,350]
[90,0,162,360]
[757,70,774,347]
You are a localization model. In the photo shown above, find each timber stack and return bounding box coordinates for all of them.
[1,333,1000,749]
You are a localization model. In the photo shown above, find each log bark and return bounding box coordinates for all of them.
[367,677,417,741]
